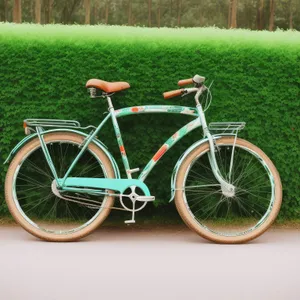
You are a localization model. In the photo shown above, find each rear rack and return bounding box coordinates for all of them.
[24,119,81,128]
[208,122,245,134]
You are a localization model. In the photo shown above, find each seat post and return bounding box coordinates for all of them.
[106,96,133,179]
[106,95,114,110]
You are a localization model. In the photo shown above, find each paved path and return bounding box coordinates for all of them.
[0,225,299,300]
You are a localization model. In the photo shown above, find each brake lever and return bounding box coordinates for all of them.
[181,90,188,98]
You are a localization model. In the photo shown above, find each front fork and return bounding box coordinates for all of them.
[196,101,235,194]
[206,132,236,193]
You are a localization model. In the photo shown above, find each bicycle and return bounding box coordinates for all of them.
[4,75,282,243]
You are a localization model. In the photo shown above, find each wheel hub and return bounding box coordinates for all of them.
[221,183,235,197]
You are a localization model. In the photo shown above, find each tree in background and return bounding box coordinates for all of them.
[157,0,161,28]
[230,0,238,28]
[35,0,41,23]
[257,0,264,30]
[148,0,152,27]
[289,0,294,29]
[269,0,275,30]
[128,0,132,25]
[228,0,232,28]
[84,0,90,24]
[177,0,182,27]
[105,0,109,24]
[198,0,204,26]
[13,0,21,23]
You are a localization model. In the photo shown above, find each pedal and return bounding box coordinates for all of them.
[136,196,155,202]
[125,220,136,224]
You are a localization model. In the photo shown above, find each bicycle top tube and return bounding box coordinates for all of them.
[114,105,199,118]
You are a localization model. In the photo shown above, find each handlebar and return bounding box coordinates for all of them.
[163,75,207,100]
[178,78,194,86]
[163,89,184,99]
[163,87,201,99]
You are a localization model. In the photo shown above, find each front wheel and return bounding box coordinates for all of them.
[5,132,116,242]
[175,137,282,244]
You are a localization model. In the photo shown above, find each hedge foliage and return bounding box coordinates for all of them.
[0,23,299,218]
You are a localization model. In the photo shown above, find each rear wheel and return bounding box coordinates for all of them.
[5,132,116,242]
[175,137,282,243]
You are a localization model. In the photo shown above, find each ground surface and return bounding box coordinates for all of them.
[0,224,299,300]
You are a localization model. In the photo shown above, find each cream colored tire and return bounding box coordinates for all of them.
[175,137,282,244]
[5,132,115,242]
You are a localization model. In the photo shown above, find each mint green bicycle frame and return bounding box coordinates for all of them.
[37,104,202,192]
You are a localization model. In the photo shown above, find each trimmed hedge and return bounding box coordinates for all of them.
[0,24,299,218]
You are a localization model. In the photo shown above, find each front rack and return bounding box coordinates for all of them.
[24,119,81,128]
[208,122,246,134]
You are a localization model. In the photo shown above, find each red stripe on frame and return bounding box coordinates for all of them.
[120,145,126,154]
[131,107,139,112]
[153,145,168,162]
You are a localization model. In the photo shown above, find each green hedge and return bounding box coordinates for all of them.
[0,24,299,218]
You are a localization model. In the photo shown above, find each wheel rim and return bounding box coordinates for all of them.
[12,139,110,235]
[182,142,275,237]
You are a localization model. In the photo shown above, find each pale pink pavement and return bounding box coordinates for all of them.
[0,225,299,300]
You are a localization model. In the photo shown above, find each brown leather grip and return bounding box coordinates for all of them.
[163,89,184,99]
[178,78,193,86]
